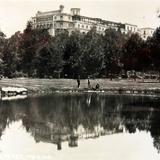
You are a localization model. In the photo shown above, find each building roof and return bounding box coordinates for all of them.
[140,27,155,30]
[125,23,138,27]
[36,10,61,16]
[32,6,138,28]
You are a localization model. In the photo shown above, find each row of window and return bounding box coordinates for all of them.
[77,23,111,31]
[36,22,76,29]
[143,30,154,35]
[35,22,135,34]
[56,22,73,28]
[36,23,53,29]
[35,15,72,23]
[54,15,72,21]
[126,26,137,32]
[78,18,118,27]
[36,16,53,22]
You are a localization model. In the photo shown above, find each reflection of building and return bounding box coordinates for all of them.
[31,5,139,36]
[28,121,70,150]
[68,133,78,147]
[139,28,155,40]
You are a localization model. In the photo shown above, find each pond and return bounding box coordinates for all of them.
[0,93,160,160]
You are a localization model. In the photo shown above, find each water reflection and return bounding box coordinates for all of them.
[0,93,160,154]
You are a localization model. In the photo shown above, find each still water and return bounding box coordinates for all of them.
[0,93,160,160]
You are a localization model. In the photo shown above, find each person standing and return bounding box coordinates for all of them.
[77,76,80,88]
[88,78,91,89]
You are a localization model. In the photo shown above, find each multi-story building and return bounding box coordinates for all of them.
[138,28,155,40]
[30,5,153,39]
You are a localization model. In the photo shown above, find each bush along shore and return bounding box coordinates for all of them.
[1,78,160,96]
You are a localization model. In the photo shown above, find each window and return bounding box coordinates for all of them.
[60,22,63,27]
[69,23,73,27]
[82,25,84,28]
[86,25,88,29]
[78,24,80,28]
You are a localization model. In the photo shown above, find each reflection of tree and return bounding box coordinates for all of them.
[0,94,160,153]
[121,96,152,133]
[153,136,160,153]
[0,107,8,136]
[102,95,123,132]
[82,94,102,131]
[150,109,160,153]
[0,101,17,138]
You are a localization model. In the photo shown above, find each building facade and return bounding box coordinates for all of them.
[138,28,155,40]
[31,5,154,39]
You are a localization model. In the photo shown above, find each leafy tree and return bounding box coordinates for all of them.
[81,28,105,78]
[18,22,51,77]
[148,27,160,73]
[136,40,152,71]
[122,33,144,71]
[63,31,84,78]
[103,29,126,76]
[34,30,68,78]
[2,31,22,78]
[0,31,6,76]
[52,30,69,78]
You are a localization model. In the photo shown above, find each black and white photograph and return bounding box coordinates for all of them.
[0,0,160,159]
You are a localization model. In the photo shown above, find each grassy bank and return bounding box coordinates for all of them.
[0,78,160,95]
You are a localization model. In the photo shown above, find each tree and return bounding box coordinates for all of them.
[35,30,69,78]
[2,31,22,78]
[18,22,51,77]
[122,33,144,71]
[63,31,83,78]
[52,30,69,78]
[149,27,160,73]
[81,28,105,78]
[103,29,126,76]
[0,31,6,76]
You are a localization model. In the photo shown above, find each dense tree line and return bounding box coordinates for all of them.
[0,22,160,79]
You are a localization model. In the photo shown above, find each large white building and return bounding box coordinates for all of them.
[138,28,155,40]
[31,5,154,39]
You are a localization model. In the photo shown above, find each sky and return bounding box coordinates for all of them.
[0,0,160,37]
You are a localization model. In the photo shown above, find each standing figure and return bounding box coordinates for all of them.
[88,78,91,89]
[95,83,100,90]
[77,76,80,88]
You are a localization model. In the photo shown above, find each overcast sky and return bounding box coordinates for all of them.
[0,0,160,37]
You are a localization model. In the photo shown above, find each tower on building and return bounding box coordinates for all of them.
[59,5,64,12]
[71,8,80,16]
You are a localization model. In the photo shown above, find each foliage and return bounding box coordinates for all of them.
[81,28,105,77]
[103,29,126,75]
[0,24,160,78]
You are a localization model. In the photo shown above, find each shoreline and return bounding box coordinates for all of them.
[0,78,160,96]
